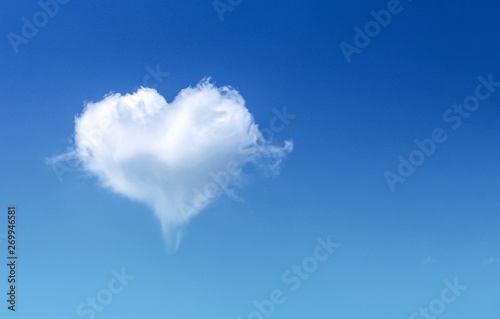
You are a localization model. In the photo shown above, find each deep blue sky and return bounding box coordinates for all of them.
[1,0,500,318]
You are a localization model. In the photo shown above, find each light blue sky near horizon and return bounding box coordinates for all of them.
[1,0,500,318]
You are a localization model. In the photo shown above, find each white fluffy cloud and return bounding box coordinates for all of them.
[55,80,292,252]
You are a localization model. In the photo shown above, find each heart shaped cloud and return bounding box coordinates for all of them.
[54,79,292,252]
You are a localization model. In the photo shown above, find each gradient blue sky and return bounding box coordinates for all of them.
[1,0,500,318]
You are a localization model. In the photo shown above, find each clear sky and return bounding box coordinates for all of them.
[1,0,500,318]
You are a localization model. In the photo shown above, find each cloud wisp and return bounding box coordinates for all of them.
[51,79,293,252]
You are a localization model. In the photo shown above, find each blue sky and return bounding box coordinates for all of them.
[1,0,500,318]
